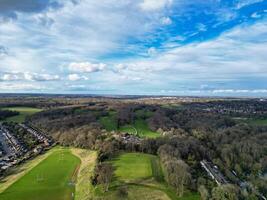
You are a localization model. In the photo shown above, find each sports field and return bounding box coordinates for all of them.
[99,153,199,200]
[1,107,42,123]
[0,148,81,200]
[112,153,155,182]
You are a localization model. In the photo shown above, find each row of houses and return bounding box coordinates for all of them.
[19,123,52,146]
[0,123,53,174]
[0,125,26,157]
[0,125,26,171]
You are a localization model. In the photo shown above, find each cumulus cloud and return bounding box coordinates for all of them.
[139,0,173,11]
[68,74,89,81]
[24,72,60,81]
[0,73,21,81]
[68,62,106,73]
[0,72,60,81]
[0,0,267,95]
[0,0,167,74]
[116,20,267,80]
[0,0,62,21]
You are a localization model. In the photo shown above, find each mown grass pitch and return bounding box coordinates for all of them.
[112,153,155,182]
[1,106,42,123]
[99,153,200,200]
[0,148,81,200]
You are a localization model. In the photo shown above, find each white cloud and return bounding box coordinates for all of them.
[24,72,60,81]
[196,23,207,32]
[0,0,166,74]
[1,73,21,81]
[160,17,172,25]
[68,62,106,73]
[68,74,81,81]
[212,89,267,94]
[68,73,89,81]
[116,20,267,80]
[251,12,261,18]
[119,75,143,81]
[147,47,157,56]
[235,0,264,9]
[0,72,60,81]
[160,89,267,95]
[139,0,173,11]
[0,82,45,91]
[0,0,267,95]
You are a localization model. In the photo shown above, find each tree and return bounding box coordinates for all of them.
[211,184,240,200]
[158,144,180,161]
[96,163,114,192]
[164,159,191,197]
[198,185,209,200]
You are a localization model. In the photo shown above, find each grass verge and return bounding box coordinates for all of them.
[71,148,97,200]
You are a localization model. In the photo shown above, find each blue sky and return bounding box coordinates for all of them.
[0,0,267,96]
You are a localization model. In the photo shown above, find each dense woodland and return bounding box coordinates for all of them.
[0,109,19,121]
[4,96,265,200]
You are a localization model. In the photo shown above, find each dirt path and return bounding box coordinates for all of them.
[70,148,97,200]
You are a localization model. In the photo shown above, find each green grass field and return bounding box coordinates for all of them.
[100,111,118,131]
[112,153,155,182]
[98,153,199,200]
[0,148,81,200]
[247,118,267,126]
[1,107,42,123]
[234,117,267,126]
[119,119,160,138]
[100,111,160,138]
